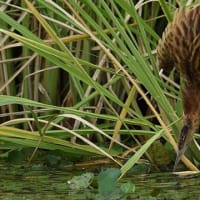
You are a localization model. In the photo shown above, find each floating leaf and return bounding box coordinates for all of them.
[98,168,120,194]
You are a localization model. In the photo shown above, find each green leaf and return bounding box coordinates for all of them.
[120,182,135,194]
[98,168,120,194]
[120,130,164,179]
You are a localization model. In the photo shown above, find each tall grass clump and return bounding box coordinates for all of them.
[0,0,199,176]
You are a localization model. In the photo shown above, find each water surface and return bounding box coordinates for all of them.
[1,164,200,200]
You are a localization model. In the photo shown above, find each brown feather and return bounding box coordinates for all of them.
[157,6,200,170]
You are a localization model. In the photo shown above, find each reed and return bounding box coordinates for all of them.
[0,0,199,174]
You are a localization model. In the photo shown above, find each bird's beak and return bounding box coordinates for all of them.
[173,146,187,171]
[173,121,193,171]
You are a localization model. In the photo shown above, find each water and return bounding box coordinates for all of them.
[126,172,200,199]
[0,164,200,200]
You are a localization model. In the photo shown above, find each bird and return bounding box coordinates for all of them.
[156,6,200,170]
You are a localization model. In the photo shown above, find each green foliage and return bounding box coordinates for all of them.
[98,168,121,194]
[96,168,135,200]
[0,0,199,175]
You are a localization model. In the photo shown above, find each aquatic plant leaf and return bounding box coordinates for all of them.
[98,168,120,194]
[7,150,27,164]
[120,182,135,194]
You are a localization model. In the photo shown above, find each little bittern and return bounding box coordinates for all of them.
[157,6,200,170]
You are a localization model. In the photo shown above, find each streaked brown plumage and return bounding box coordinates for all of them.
[157,6,200,170]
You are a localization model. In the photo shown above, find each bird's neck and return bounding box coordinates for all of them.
[182,85,200,128]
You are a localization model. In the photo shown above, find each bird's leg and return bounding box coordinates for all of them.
[173,85,200,171]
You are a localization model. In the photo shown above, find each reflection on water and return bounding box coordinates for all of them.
[1,164,200,200]
[126,171,200,200]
